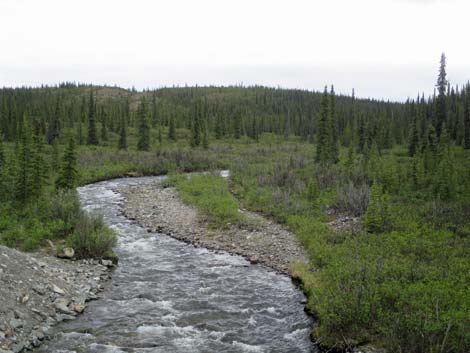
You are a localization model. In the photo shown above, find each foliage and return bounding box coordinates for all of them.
[55,136,78,189]
[68,211,117,259]
[0,54,469,353]
[173,174,242,228]
[363,182,391,233]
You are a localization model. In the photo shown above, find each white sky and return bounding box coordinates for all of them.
[0,0,469,101]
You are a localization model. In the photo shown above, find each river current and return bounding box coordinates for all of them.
[35,177,315,353]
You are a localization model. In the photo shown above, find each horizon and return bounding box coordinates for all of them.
[1,0,470,102]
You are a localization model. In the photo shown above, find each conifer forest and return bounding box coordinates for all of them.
[0,53,469,353]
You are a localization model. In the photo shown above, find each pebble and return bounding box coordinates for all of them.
[51,284,65,295]
[0,244,112,352]
[119,183,309,275]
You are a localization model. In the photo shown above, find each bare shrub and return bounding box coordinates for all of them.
[333,181,370,216]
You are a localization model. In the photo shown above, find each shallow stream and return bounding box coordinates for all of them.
[35,177,315,353]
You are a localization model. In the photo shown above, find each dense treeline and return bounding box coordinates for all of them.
[0,54,469,353]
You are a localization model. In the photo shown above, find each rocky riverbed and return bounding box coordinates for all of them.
[119,181,308,275]
[0,246,113,353]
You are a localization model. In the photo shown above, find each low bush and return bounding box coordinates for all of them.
[68,211,117,259]
[333,181,370,216]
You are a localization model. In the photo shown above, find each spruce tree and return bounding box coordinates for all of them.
[87,90,99,145]
[76,120,84,145]
[168,115,176,141]
[0,137,5,200]
[284,108,290,140]
[191,102,202,146]
[329,85,339,163]
[118,117,127,150]
[408,115,420,156]
[464,84,470,149]
[315,86,331,164]
[31,133,48,198]
[157,124,163,146]
[435,53,447,138]
[202,119,209,149]
[233,111,242,139]
[56,136,78,190]
[51,140,60,172]
[137,97,151,151]
[101,113,108,142]
[15,118,34,204]
[363,182,391,233]
[0,136,4,171]
[46,97,61,144]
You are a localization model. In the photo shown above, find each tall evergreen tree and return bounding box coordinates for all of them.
[168,114,176,141]
[191,101,202,146]
[76,120,84,145]
[0,135,4,171]
[15,117,34,204]
[329,85,339,163]
[56,136,78,190]
[408,114,420,156]
[137,97,151,151]
[315,86,332,164]
[284,108,290,140]
[87,90,99,145]
[118,117,127,150]
[31,132,48,198]
[46,97,61,144]
[202,119,209,149]
[435,53,447,138]
[101,112,108,142]
[464,84,470,149]
[233,111,242,139]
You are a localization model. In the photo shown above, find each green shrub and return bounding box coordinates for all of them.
[49,190,81,237]
[68,212,117,259]
[363,182,392,233]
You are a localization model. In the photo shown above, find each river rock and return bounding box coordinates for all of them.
[9,319,23,329]
[73,304,85,313]
[51,284,66,295]
[101,260,113,267]
[0,244,112,352]
[57,247,75,259]
[53,298,74,315]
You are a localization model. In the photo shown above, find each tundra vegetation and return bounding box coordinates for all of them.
[0,55,469,352]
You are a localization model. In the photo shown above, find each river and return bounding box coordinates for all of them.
[35,177,315,353]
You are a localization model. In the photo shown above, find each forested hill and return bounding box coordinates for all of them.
[2,81,468,151]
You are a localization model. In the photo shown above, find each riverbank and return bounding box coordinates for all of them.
[119,181,308,275]
[0,245,113,353]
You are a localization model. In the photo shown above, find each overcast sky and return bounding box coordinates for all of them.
[0,0,469,101]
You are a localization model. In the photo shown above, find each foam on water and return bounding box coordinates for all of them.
[34,177,315,353]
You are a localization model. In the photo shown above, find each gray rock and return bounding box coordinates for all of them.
[57,247,75,259]
[9,319,23,329]
[10,342,24,353]
[73,302,85,313]
[53,298,74,315]
[0,330,5,340]
[33,330,45,340]
[55,313,75,322]
[51,284,65,295]
[101,260,113,267]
